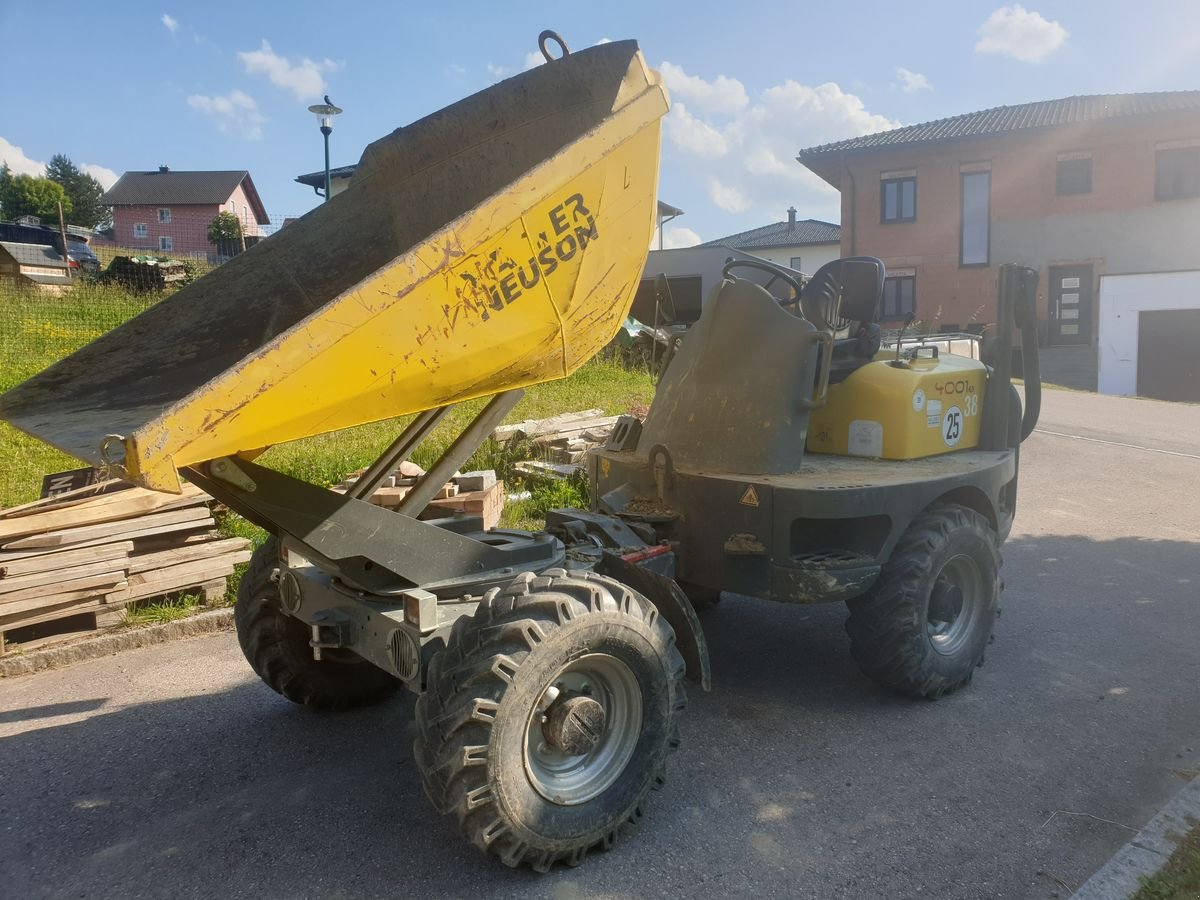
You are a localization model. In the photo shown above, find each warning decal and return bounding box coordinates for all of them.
[739,485,760,507]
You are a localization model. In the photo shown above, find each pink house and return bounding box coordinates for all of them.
[101,167,270,258]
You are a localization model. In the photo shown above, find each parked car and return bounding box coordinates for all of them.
[64,236,101,276]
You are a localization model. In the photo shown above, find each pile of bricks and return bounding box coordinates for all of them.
[336,464,505,530]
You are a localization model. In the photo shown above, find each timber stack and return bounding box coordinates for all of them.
[336,463,506,530]
[492,408,620,466]
[0,482,250,654]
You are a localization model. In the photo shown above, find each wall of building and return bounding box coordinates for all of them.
[113,204,221,256]
[837,111,1200,333]
[747,242,842,275]
[220,181,266,237]
[1097,270,1200,395]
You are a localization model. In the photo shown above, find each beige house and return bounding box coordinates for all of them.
[700,208,842,275]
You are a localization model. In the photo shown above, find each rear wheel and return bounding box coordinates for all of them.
[845,504,1000,699]
[235,538,401,710]
[414,570,686,871]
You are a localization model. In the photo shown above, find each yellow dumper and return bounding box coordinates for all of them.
[1,33,1043,874]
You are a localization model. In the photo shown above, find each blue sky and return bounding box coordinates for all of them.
[3,1,1198,245]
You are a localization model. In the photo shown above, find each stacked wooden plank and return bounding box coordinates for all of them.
[0,481,250,653]
[493,409,621,476]
[336,465,506,530]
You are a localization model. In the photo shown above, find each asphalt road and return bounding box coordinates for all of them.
[2,388,1199,899]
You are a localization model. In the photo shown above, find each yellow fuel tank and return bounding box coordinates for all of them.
[806,353,986,460]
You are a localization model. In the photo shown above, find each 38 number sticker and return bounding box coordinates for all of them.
[942,405,963,447]
[965,394,978,417]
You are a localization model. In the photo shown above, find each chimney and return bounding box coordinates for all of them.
[787,206,797,230]
[158,165,169,173]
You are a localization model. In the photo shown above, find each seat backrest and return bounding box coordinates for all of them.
[800,256,886,332]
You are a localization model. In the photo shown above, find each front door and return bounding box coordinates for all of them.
[1048,264,1093,346]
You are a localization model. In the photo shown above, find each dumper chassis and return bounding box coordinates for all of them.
[0,34,1042,873]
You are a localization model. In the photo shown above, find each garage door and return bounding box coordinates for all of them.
[1137,309,1200,401]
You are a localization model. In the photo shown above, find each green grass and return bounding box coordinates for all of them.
[1,281,160,507]
[1133,818,1200,900]
[124,592,203,626]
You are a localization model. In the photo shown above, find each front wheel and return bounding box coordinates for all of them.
[845,504,1001,699]
[414,570,686,871]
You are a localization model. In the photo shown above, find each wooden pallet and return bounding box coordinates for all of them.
[0,480,251,657]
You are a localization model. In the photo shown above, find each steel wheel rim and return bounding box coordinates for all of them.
[524,653,643,806]
[926,554,983,656]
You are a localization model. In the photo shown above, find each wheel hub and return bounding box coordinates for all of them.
[524,653,643,806]
[926,554,983,656]
[543,694,607,755]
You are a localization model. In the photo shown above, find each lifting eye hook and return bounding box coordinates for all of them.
[538,30,571,63]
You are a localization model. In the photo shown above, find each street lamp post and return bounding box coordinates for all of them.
[307,97,343,202]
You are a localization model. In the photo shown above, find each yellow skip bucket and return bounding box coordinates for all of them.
[1,39,668,492]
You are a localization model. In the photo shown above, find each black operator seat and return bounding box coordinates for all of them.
[800,256,886,383]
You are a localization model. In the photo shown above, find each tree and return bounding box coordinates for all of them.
[45,154,110,230]
[207,210,243,258]
[0,170,73,222]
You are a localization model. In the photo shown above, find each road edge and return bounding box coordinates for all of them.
[0,608,234,677]
[1070,775,1200,899]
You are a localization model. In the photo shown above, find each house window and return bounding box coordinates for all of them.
[960,172,990,267]
[1155,146,1200,200]
[789,256,802,271]
[881,176,916,223]
[133,223,148,239]
[157,207,172,224]
[880,275,916,319]
[1056,157,1092,194]
[159,236,173,252]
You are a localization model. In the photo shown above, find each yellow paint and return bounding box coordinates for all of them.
[806,353,987,460]
[116,62,668,491]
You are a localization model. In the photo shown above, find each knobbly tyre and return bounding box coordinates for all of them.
[0,32,1040,872]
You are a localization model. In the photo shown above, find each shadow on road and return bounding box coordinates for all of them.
[2,532,1198,899]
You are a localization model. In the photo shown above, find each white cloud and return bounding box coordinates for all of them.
[161,13,178,33]
[447,63,466,77]
[0,137,46,176]
[975,5,1068,63]
[187,90,266,140]
[661,226,702,249]
[81,163,118,190]
[660,62,749,116]
[238,40,337,101]
[707,177,751,214]
[664,103,730,158]
[659,68,897,222]
[486,62,511,80]
[524,51,544,70]
[894,67,932,93]
[0,138,118,189]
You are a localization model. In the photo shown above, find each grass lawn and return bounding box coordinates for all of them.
[1133,818,1200,900]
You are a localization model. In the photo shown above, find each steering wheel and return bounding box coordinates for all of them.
[721,259,802,304]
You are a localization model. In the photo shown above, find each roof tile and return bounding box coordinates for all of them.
[798,91,1200,158]
[700,219,841,249]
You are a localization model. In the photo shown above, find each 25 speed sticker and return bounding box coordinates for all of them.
[942,405,963,447]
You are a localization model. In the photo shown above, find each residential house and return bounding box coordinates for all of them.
[636,245,764,323]
[636,210,840,323]
[0,241,71,292]
[102,167,270,258]
[797,92,1200,399]
[700,208,842,275]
